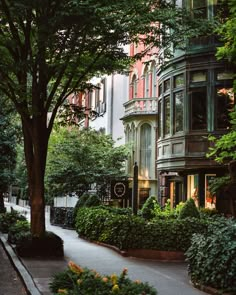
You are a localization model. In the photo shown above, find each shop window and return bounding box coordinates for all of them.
[216,87,234,129]
[164,96,170,135]
[205,174,216,209]
[187,174,199,207]
[190,88,207,130]
[174,91,183,133]
[140,123,152,178]
[174,74,184,88]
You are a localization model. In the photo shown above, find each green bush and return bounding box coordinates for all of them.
[179,198,200,219]
[16,231,64,257]
[8,220,30,244]
[75,207,208,251]
[50,261,157,295]
[186,218,236,293]
[74,193,90,209]
[0,210,27,233]
[84,194,101,207]
[140,195,160,220]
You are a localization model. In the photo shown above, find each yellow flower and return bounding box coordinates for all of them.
[77,279,83,285]
[110,273,117,285]
[68,261,84,274]
[111,284,120,293]
[102,277,109,283]
[57,289,68,294]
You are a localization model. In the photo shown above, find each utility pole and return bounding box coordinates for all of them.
[132,162,138,215]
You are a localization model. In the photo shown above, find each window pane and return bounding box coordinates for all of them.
[217,72,234,80]
[190,88,207,130]
[174,91,183,133]
[164,79,170,92]
[158,100,162,138]
[174,74,184,88]
[216,87,234,129]
[193,0,207,19]
[190,71,207,82]
[164,96,170,135]
[140,124,151,178]
[159,83,163,95]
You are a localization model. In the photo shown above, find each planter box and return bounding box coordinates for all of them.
[123,249,185,261]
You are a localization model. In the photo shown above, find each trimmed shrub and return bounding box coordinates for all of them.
[75,207,208,251]
[16,231,64,257]
[140,195,160,220]
[179,198,200,219]
[0,210,27,233]
[74,193,90,209]
[84,194,101,207]
[50,261,157,295]
[8,220,30,244]
[186,218,236,293]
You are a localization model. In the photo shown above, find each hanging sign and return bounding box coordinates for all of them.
[111,180,129,199]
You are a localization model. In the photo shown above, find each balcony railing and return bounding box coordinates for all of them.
[123,98,157,117]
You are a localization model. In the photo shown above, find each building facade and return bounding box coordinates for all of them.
[121,43,158,207]
[157,0,235,208]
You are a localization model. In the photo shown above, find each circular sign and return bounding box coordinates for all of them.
[114,182,126,198]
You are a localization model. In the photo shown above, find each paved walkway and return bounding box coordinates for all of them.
[3,202,207,295]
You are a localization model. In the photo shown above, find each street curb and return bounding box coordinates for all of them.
[0,234,41,295]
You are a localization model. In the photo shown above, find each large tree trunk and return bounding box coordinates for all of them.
[22,115,49,237]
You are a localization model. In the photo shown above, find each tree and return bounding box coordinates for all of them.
[216,0,236,78]
[46,127,129,200]
[0,0,211,236]
[0,96,17,212]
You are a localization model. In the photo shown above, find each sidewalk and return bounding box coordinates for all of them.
[2,202,207,295]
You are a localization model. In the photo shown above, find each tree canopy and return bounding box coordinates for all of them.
[46,127,129,200]
[0,0,213,236]
[0,96,17,212]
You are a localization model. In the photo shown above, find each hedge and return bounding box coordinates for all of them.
[75,207,209,251]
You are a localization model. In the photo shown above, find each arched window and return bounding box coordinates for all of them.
[131,74,138,98]
[151,63,157,97]
[143,66,149,98]
[140,123,152,178]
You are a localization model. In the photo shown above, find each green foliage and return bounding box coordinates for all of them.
[50,262,157,295]
[0,95,18,210]
[199,207,219,218]
[186,218,236,293]
[46,127,129,197]
[84,194,101,207]
[75,207,208,251]
[216,0,236,74]
[8,220,30,244]
[0,210,26,233]
[140,195,160,220]
[16,231,64,258]
[179,198,200,219]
